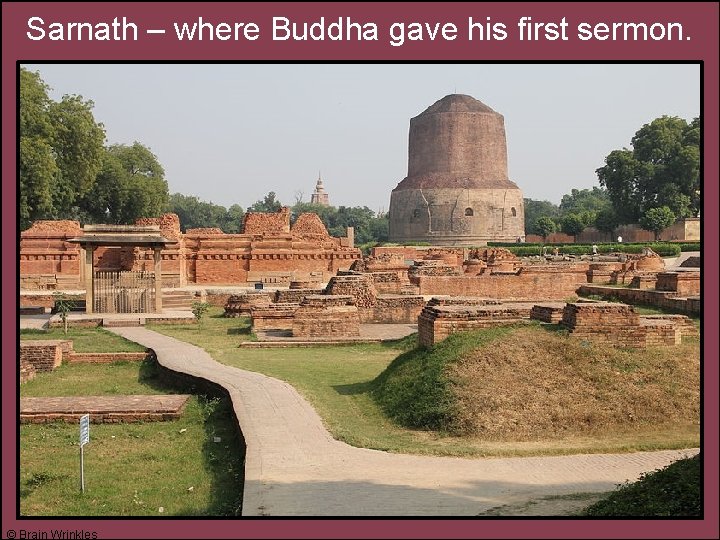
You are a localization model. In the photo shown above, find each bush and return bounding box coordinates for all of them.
[679,242,700,252]
[583,454,701,517]
[495,243,681,257]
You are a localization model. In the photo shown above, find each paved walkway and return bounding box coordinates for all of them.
[107,327,698,516]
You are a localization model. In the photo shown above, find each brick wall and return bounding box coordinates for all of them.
[67,352,149,364]
[250,303,298,331]
[359,295,426,324]
[292,295,360,338]
[578,285,700,315]
[20,356,36,384]
[20,341,65,372]
[224,292,274,317]
[415,265,589,299]
[561,302,684,348]
[656,272,701,295]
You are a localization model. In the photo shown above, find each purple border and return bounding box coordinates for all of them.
[3,2,718,539]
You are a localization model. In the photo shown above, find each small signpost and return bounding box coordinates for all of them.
[79,414,90,493]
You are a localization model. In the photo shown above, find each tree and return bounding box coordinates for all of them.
[20,68,106,229]
[560,213,587,241]
[597,116,700,223]
[559,187,612,216]
[524,199,559,236]
[81,143,169,224]
[639,206,676,241]
[249,191,282,213]
[594,207,620,241]
[535,216,557,242]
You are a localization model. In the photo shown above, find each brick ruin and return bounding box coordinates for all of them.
[418,298,696,348]
[561,302,696,348]
[292,295,361,338]
[20,208,361,290]
[418,298,565,347]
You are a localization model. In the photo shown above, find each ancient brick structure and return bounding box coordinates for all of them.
[292,295,360,338]
[224,291,275,317]
[418,300,564,347]
[412,264,590,299]
[19,220,83,290]
[389,94,525,245]
[656,271,701,296]
[20,357,36,384]
[20,340,68,372]
[251,303,299,331]
[20,209,361,290]
[561,302,691,348]
[578,285,700,315]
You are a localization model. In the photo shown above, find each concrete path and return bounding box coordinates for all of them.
[108,326,698,516]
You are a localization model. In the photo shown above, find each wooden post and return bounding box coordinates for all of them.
[154,246,162,313]
[84,246,94,314]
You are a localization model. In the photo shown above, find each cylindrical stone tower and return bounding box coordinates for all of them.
[389,94,525,246]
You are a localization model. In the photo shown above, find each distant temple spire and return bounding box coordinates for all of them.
[310,171,330,206]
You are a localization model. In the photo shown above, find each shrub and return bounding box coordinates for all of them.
[583,454,701,517]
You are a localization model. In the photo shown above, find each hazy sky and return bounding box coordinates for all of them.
[23,63,699,213]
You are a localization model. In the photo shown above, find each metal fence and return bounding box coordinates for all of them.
[93,270,155,313]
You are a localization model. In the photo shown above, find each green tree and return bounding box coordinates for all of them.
[597,116,700,223]
[535,216,557,242]
[639,206,676,241]
[81,143,169,224]
[560,213,587,241]
[559,187,611,216]
[20,68,106,228]
[594,207,620,241]
[249,191,282,213]
[524,199,560,236]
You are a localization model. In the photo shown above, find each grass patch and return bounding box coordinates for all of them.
[582,454,701,516]
[149,317,699,458]
[19,358,243,516]
[20,395,243,516]
[20,358,167,397]
[20,327,146,353]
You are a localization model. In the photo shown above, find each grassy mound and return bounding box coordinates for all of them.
[582,454,701,516]
[371,324,699,440]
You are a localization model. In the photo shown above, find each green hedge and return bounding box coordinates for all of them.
[486,242,681,257]
[678,242,700,252]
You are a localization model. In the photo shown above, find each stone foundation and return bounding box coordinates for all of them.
[274,288,325,303]
[292,295,360,338]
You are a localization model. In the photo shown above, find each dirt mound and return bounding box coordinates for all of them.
[447,327,699,439]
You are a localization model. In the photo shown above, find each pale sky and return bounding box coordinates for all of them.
[23,63,700,213]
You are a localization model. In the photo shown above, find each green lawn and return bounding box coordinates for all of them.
[19,331,244,516]
[20,396,243,516]
[20,327,147,353]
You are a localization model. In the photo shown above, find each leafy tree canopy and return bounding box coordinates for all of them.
[639,206,676,241]
[524,199,559,236]
[596,116,700,223]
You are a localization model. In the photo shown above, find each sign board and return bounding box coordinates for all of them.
[79,414,90,447]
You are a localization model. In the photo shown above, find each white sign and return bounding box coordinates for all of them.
[80,414,90,446]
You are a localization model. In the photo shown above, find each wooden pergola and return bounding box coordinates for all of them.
[68,225,171,314]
